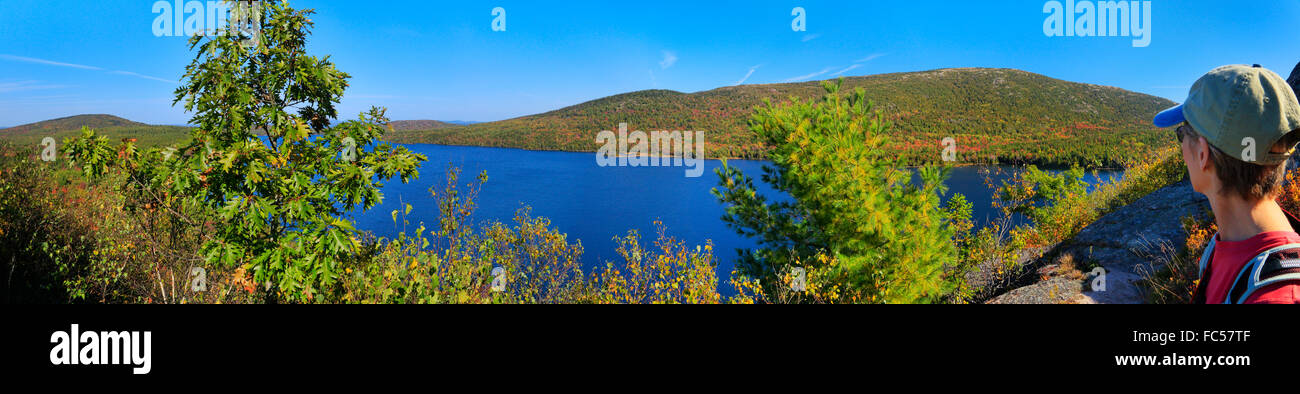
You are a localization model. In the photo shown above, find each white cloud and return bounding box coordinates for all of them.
[736,65,761,85]
[659,51,678,69]
[783,67,834,83]
[1,54,176,84]
[855,53,886,63]
[831,64,862,77]
[0,54,101,70]
[109,71,176,84]
[802,34,821,42]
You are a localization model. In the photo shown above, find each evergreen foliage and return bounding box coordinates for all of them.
[714,79,968,303]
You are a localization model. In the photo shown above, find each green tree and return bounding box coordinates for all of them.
[996,165,1088,229]
[713,79,965,303]
[65,1,426,302]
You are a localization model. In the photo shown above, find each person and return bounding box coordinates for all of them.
[1289,61,1300,92]
[1288,61,1300,171]
[1153,64,1300,303]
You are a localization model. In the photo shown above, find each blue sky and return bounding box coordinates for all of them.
[1,0,1298,127]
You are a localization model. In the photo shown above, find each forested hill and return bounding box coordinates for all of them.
[2,114,144,135]
[388,120,462,131]
[0,114,191,148]
[386,68,1176,168]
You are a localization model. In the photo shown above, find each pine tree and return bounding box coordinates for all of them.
[713,79,965,303]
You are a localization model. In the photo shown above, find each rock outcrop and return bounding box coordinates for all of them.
[988,179,1211,304]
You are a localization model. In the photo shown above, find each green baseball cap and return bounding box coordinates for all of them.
[1154,64,1300,165]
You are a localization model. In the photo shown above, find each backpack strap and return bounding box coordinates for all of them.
[1191,234,1218,304]
[1225,244,1300,304]
[1197,234,1217,280]
[1192,209,1300,304]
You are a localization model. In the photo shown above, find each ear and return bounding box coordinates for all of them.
[1195,136,1213,173]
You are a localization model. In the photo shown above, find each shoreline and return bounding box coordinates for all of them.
[380,138,1133,171]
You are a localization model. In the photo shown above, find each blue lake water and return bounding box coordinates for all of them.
[347,144,1123,290]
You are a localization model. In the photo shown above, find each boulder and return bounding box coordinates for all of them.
[988,179,1211,303]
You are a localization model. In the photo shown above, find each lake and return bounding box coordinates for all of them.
[348,144,1123,290]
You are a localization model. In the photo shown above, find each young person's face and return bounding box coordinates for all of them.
[1178,123,1214,195]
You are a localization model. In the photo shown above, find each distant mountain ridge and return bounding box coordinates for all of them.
[0,115,471,149]
[388,120,461,131]
[387,68,1176,167]
[0,114,189,148]
[387,120,483,131]
[2,114,146,135]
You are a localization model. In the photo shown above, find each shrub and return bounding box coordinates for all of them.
[0,142,226,304]
[588,222,720,304]
[336,166,721,304]
[996,165,1090,246]
[713,78,968,303]
[998,147,1185,249]
[1140,217,1216,304]
[63,1,427,303]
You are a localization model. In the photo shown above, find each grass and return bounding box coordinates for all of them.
[1138,216,1215,304]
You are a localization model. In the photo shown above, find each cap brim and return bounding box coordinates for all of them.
[1153,104,1185,128]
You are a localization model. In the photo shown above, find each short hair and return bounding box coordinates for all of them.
[1188,123,1291,200]
[1206,144,1288,200]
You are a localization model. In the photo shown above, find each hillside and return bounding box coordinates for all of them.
[0,114,191,148]
[387,68,1176,167]
[3,114,144,134]
[389,120,462,131]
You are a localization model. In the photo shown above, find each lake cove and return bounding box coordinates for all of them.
[351,144,1122,293]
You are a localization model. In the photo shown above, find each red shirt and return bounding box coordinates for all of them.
[1206,231,1300,304]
